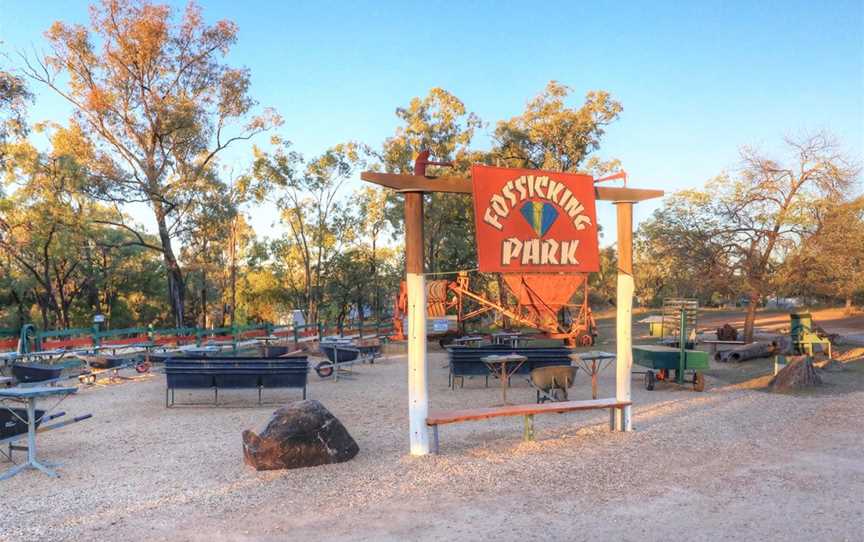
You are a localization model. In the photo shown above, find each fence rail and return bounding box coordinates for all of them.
[3,318,395,353]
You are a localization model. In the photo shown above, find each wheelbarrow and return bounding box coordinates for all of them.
[529,365,578,403]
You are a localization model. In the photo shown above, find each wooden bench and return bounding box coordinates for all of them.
[426,398,631,453]
[700,340,746,355]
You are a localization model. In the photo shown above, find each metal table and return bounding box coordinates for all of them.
[491,332,524,348]
[0,386,78,480]
[569,351,616,400]
[482,354,527,405]
[452,336,485,347]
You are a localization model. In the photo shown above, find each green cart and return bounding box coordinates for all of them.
[633,345,709,391]
[633,305,709,391]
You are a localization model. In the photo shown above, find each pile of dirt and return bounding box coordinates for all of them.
[770,356,822,392]
[834,347,864,363]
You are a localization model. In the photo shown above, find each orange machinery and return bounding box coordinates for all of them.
[392,271,597,347]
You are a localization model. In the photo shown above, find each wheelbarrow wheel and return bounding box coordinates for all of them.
[579,334,594,347]
[315,361,334,378]
[644,370,656,391]
[135,361,152,373]
[693,371,705,392]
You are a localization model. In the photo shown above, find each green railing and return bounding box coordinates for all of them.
[4,318,394,353]
[22,322,274,351]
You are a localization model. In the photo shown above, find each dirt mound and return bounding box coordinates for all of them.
[770,356,822,392]
[834,348,864,363]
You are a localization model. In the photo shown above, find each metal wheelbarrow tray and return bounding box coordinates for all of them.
[11,363,63,383]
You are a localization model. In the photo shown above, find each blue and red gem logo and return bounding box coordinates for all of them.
[519,201,558,237]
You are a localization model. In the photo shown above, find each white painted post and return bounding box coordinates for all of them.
[407,272,429,454]
[404,189,430,455]
[614,202,634,432]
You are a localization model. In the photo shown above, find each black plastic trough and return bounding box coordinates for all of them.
[11,363,63,383]
[445,346,574,388]
[163,355,309,406]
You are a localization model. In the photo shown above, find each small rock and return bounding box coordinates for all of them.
[242,400,359,470]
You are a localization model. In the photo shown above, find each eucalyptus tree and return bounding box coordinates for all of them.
[23,0,280,326]
[642,132,859,341]
[0,67,32,166]
[490,81,622,174]
[253,141,361,324]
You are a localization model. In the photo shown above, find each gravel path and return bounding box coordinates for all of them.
[3,350,862,541]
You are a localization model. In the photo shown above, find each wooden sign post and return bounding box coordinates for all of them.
[361,164,661,455]
[615,201,634,431]
[403,160,429,455]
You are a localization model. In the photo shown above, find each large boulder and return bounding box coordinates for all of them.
[242,400,359,470]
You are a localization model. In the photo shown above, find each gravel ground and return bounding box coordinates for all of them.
[2,348,863,542]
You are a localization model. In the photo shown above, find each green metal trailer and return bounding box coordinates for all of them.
[633,345,709,391]
[633,305,709,391]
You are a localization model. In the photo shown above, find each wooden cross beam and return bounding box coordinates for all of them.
[360,172,664,202]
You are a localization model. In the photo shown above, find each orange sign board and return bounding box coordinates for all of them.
[471,165,600,273]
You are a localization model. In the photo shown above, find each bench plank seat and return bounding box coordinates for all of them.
[426,398,631,453]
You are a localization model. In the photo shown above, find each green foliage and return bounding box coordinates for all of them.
[490,81,622,173]
[0,134,168,329]
[779,197,864,309]
[635,133,860,338]
[0,67,32,166]
[24,0,279,325]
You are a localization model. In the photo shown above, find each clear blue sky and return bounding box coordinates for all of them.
[2,0,862,244]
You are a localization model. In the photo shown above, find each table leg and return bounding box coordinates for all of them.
[4,399,60,479]
[591,361,599,400]
[501,369,508,404]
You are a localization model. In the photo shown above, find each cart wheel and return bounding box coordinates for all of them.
[644,370,656,391]
[315,361,334,378]
[135,361,152,373]
[693,371,705,392]
[579,334,594,347]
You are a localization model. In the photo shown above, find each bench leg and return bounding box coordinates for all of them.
[431,425,439,454]
[609,408,615,431]
[523,414,535,441]
[258,387,262,405]
[214,387,218,406]
[303,385,307,400]
[165,387,169,408]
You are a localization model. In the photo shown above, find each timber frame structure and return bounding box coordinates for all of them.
[361,164,663,455]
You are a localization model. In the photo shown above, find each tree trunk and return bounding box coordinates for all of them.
[201,270,208,328]
[743,291,759,343]
[154,208,185,327]
[230,219,237,326]
[201,238,208,328]
[716,341,773,363]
